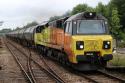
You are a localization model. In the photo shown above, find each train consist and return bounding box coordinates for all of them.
[6,12,113,71]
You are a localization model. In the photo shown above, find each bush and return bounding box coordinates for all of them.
[110,54,125,66]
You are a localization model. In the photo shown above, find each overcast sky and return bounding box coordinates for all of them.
[0,0,110,30]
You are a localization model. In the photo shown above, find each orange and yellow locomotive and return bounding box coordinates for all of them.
[7,12,113,71]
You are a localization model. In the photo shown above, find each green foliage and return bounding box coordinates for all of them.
[0,28,12,36]
[62,11,71,17]
[96,2,112,19]
[71,4,94,15]
[49,16,61,22]
[95,1,125,41]
[110,7,121,39]
[0,29,12,33]
[119,32,125,41]
[14,27,21,30]
[11,21,38,31]
[49,11,71,22]
[111,0,125,31]
[72,4,88,15]
[96,2,106,16]
[111,54,125,66]
[23,21,38,28]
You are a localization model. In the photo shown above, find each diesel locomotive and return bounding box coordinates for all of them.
[6,12,113,71]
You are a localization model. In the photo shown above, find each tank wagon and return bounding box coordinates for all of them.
[6,12,113,71]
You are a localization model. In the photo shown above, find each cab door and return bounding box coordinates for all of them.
[64,22,73,58]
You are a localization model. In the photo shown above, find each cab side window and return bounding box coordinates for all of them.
[65,22,72,35]
[36,26,46,33]
[57,20,63,29]
[65,22,69,33]
[68,22,72,34]
[36,26,41,33]
[40,26,45,32]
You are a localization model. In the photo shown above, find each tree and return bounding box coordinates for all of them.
[49,11,71,22]
[0,28,12,36]
[71,4,94,15]
[110,7,121,39]
[14,27,21,30]
[49,16,61,22]
[103,2,113,24]
[111,0,125,32]
[0,29,12,33]
[23,21,38,28]
[96,2,108,17]
[62,11,71,17]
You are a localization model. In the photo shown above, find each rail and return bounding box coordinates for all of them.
[4,40,35,83]
[6,39,66,83]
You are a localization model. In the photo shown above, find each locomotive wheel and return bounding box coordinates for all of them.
[41,46,44,56]
[57,52,62,63]
[47,50,52,57]
[36,45,39,52]
[65,56,70,66]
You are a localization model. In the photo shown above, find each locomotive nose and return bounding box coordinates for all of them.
[84,40,100,51]
[70,35,112,63]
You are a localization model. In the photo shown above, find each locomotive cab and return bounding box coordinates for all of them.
[64,12,113,70]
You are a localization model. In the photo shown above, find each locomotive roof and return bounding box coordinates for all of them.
[49,17,69,24]
[66,12,107,21]
[39,21,48,26]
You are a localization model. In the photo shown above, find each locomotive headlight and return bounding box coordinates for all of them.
[80,45,84,49]
[107,41,110,44]
[84,12,96,18]
[76,41,84,50]
[103,41,111,49]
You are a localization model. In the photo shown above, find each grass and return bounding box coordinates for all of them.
[109,53,125,66]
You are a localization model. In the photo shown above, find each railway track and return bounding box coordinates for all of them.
[97,70,125,82]
[105,66,125,73]
[5,39,66,83]
[76,70,125,83]
[4,39,36,83]
[6,38,125,83]
[35,46,68,83]
[27,48,37,83]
